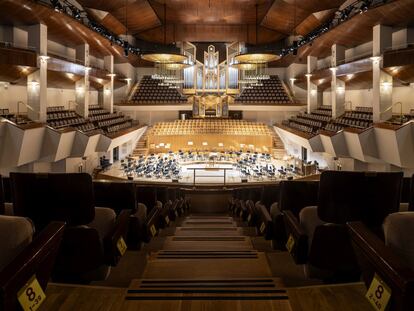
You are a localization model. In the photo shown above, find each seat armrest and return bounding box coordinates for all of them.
[103,209,131,266]
[283,210,308,264]
[348,221,414,310]
[0,222,65,311]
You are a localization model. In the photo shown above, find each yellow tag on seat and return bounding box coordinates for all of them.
[17,275,46,311]
[366,273,392,311]
[150,224,157,237]
[260,222,265,233]
[117,236,127,256]
[165,216,170,224]
[286,234,295,253]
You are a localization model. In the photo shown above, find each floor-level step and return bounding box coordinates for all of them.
[124,278,292,310]
[144,252,271,279]
[174,226,244,236]
[163,236,253,251]
[152,250,259,259]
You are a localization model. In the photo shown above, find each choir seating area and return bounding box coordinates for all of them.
[235,76,293,105]
[128,76,188,105]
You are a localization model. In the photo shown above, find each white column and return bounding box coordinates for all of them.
[75,44,90,117]
[372,25,393,122]
[27,24,47,122]
[307,56,318,113]
[330,44,346,118]
[103,55,114,113]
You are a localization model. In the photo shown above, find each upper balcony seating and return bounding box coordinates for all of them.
[348,211,414,311]
[47,106,97,133]
[283,171,403,283]
[234,76,293,105]
[129,76,188,105]
[0,217,65,310]
[9,172,131,283]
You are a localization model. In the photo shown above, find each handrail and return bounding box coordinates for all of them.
[383,101,403,123]
[188,167,233,186]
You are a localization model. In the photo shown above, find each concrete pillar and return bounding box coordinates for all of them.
[27,24,47,123]
[330,45,346,118]
[331,44,346,67]
[75,44,90,117]
[103,55,114,113]
[372,25,393,122]
[307,56,318,113]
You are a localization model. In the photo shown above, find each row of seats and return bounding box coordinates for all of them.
[129,76,188,105]
[0,173,191,309]
[282,119,313,134]
[229,171,414,310]
[235,76,293,105]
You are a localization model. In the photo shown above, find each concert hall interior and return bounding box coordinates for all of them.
[2,0,414,310]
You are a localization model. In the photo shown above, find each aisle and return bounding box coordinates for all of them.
[122,215,293,311]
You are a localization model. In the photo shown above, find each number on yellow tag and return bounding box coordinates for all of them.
[365,273,392,311]
[117,236,127,256]
[17,275,46,311]
[260,222,266,233]
[150,225,157,237]
[286,234,295,253]
[247,214,252,223]
[165,215,170,225]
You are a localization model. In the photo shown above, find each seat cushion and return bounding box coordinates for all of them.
[0,215,35,270]
[384,212,414,270]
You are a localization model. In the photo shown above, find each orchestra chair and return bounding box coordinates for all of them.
[348,212,414,311]
[271,180,319,250]
[284,171,403,282]
[0,217,65,310]
[93,180,146,250]
[255,184,280,240]
[10,173,131,283]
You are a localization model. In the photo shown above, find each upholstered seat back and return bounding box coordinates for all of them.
[0,175,4,215]
[260,185,280,210]
[0,215,34,270]
[318,171,403,226]
[156,187,169,205]
[136,186,158,211]
[384,212,414,270]
[278,180,319,216]
[93,180,136,214]
[10,173,95,230]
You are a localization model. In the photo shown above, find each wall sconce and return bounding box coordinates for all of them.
[125,78,132,83]
[329,67,337,74]
[106,73,116,78]
[305,73,312,78]
[104,88,111,95]
[30,81,39,88]
[39,55,50,63]
[370,56,382,64]
[336,86,345,94]
[310,89,317,96]
[381,81,392,91]
[84,66,92,72]
[76,86,84,93]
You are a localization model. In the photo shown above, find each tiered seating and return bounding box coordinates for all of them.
[283,106,332,135]
[151,119,271,136]
[47,106,96,132]
[0,108,14,120]
[129,76,188,105]
[331,107,373,130]
[89,106,133,134]
[235,76,293,105]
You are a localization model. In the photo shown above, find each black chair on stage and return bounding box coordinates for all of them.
[93,180,145,249]
[284,171,403,282]
[0,217,65,310]
[10,173,131,283]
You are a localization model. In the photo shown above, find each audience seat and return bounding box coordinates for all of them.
[0,175,4,215]
[136,186,162,242]
[10,173,131,283]
[156,187,172,229]
[255,185,280,240]
[0,217,65,310]
[348,212,414,311]
[93,180,146,249]
[271,180,319,250]
[284,171,403,282]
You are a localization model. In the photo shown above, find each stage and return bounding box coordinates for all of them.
[98,152,302,185]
